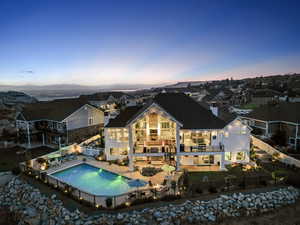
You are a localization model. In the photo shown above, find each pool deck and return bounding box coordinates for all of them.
[45,156,180,186]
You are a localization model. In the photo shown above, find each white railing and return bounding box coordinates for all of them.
[251,135,300,168]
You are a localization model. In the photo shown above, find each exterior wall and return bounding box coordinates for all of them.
[222,119,250,164]
[104,128,129,160]
[68,124,103,144]
[64,105,104,130]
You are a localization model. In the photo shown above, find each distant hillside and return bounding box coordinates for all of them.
[164,81,207,88]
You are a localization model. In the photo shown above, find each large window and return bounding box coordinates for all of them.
[161,122,170,129]
[225,152,232,160]
[236,152,245,160]
[110,148,127,155]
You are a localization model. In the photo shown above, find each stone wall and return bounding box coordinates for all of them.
[0,177,299,225]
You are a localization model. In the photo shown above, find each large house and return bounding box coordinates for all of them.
[240,102,300,150]
[16,99,104,148]
[104,93,251,171]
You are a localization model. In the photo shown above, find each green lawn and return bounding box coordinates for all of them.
[187,164,270,185]
[239,103,259,110]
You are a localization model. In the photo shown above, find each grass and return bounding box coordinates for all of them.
[187,164,271,187]
[239,103,259,110]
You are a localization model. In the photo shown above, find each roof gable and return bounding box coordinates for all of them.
[106,93,226,129]
[20,99,93,121]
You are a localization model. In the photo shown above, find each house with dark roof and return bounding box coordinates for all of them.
[240,102,300,150]
[16,98,104,149]
[79,92,137,115]
[104,93,251,171]
[250,88,281,106]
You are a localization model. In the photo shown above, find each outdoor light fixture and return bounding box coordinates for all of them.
[79,197,83,200]
[125,202,131,206]
[35,175,39,179]
[95,204,100,208]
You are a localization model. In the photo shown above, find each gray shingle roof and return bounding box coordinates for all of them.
[19,98,93,121]
[106,93,226,129]
[245,102,300,124]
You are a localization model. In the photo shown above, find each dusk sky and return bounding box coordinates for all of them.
[1,0,300,86]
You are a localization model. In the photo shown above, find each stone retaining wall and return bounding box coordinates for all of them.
[0,178,299,225]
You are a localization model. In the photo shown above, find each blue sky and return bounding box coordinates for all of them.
[0,0,300,85]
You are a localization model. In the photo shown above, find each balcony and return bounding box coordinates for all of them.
[180,144,223,153]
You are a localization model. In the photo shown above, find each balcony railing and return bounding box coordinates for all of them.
[180,144,223,153]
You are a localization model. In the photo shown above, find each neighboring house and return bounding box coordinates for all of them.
[104,93,251,171]
[240,102,300,150]
[250,89,281,106]
[202,89,233,106]
[16,99,104,148]
[80,92,137,114]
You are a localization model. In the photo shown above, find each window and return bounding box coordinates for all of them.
[236,152,245,160]
[224,132,229,138]
[212,135,217,140]
[161,122,170,129]
[225,152,232,160]
[88,117,93,125]
[289,138,295,145]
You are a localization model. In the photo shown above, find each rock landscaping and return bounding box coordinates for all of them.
[0,177,299,225]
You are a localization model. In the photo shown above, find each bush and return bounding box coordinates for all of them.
[131,197,155,205]
[106,197,113,208]
[208,186,218,193]
[195,187,203,194]
[11,167,21,175]
[286,175,300,188]
[238,180,246,189]
[141,167,162,177]
[161,194,181,201]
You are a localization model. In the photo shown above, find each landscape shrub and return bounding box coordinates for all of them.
[141,167,162,177]
[11,167,21,175]
[161,194,181,201]
[195,187,203,194]
[208,186,218,193]
[286,175,300,188]
[131,197,155,205]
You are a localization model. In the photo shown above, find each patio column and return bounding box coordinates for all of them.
[128,125,134,171]
[219,152,226,171]
[42,133,45,146]
[176,124,181,171]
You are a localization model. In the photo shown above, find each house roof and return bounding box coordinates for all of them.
[106,93,226,129]
[252,89,281,98]
[245,102,300,124]
[105,106,143,127]
[19,98,94,121]
[79,92,131,101]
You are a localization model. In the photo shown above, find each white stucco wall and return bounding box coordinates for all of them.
[63,105,104,130]
[104,128,129,160]
[222,119,250,164]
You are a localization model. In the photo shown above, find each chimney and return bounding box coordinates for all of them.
[210,103,218,117]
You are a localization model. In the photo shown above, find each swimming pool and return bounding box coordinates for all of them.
[50,163,147,196]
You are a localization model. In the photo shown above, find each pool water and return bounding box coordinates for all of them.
[51,163,146,196]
